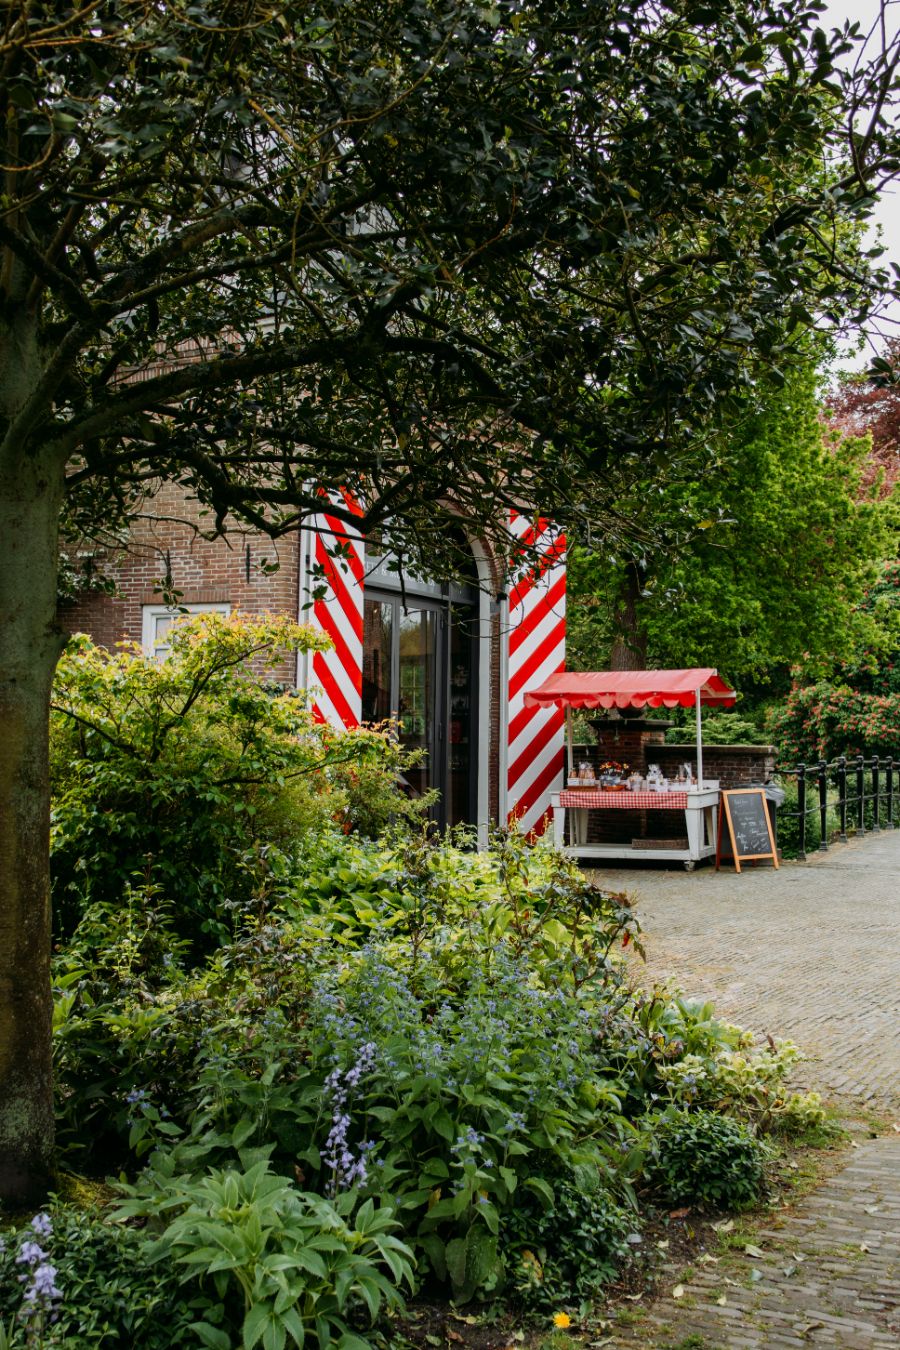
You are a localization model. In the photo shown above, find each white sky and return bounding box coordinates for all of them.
[822,0,900,367]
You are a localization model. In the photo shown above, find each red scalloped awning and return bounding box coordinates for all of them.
[523,668,736,711]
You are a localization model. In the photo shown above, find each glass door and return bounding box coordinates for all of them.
[361,600,393,723]
[448,603,477,828]
[396,606,439,802]
[362,592,478,829]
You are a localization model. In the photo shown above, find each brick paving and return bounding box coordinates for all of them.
[607,1137,900,1349]
[604,831,900,1112]
[588,831,900,1349]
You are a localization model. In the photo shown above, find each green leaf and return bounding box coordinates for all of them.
[445,1236,468,1295]
[524,1176,555,1207]
[243,1303,270,1350]
[431,1110,455,1141]
[262,1317,287,1350]
[499,1166,518,1194]
[191,1325,232,1350]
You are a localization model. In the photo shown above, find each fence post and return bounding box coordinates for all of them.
[817,760,828,851]
[856,754,866,836]
[886,757,895,830]
[871,754,881,833]
[797,763,807,861]
[837,755,848,843]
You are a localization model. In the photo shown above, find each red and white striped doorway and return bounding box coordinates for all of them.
[297,502,565,840]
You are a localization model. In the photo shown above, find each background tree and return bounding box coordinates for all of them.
[2,0,900,1202]
[567,364,898,682]
[827,337,900,496]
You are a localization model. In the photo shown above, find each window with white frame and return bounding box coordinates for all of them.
[141,603,231,660]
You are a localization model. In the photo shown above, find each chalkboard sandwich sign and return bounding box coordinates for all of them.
[716,789,779,873]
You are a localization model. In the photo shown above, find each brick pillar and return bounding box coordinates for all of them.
[584,717,674,845]
[588,716,673,776]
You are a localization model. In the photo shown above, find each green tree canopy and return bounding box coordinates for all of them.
[567,365,898,681]
[2,0,900,1204]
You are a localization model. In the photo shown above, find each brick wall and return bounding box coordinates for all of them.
[586,717,672,776]
[572,721,675,844]
[60,481,302,685]
[657,743,776,788]
[572,733,776,789]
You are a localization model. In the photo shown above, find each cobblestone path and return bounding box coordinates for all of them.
[608,1137,900,1349]
[589,831,900,1349]
[605,831,900,1112]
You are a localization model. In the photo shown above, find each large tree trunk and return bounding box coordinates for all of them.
[609,559,648,671]
[0,448,65,1206]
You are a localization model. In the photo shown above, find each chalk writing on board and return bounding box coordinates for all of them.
[717,789,778,872]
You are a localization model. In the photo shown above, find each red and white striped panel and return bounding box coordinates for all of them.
[305,490,364,729]
[506,514,566,836]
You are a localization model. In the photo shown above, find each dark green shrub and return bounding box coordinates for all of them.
[501,1171,633,1310]
[643,1108,766,1210]
[665,711,769,745]
[774,780,839,858]
[0,1207,197,1348]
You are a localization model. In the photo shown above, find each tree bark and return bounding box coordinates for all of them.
[609,559,648,671]
[0,447,65,1206]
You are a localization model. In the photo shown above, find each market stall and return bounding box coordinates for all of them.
[522,669,736,868]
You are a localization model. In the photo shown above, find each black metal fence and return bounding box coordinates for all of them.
[775,754,896,861]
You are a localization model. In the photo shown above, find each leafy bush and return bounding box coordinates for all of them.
[53,829,647,1303]
[0,1206,197,1349]
[773,779,840,858]
[837,559,900,696]
[49,825,817,1318]
[501,1172,632,1310]
[115,1160,414,1350]
[655,1036,826,1136]
[665,711,769,745]
[643,1108,767,1210]
[50,614,426,949]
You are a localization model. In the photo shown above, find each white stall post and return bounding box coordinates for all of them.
[566,706,575,780]
[695,687,704,787]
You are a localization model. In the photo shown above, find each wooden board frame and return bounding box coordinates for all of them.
[715,788,779,873]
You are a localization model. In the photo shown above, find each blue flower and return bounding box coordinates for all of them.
[24,1262,61,1304]
[16,1242,47,1268]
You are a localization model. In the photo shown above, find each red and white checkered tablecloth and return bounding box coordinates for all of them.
[558,790,689,810]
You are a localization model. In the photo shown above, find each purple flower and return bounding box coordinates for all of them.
[23,1262,61,1304]
[321,1043,379,1193]
[16,1241,47,1268]
[30,1213,52,1240]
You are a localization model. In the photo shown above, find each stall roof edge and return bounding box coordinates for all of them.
[522,668,737,711]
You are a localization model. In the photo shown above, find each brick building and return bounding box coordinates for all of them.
[61,483,568,840]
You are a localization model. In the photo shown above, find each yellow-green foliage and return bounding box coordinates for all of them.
[657,1041,826,1135]
[50,612,426,946]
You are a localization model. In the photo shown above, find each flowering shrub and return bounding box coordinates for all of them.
[767,680,900,766]
[47,826,818,1332]
[0,1208,196,1348]
[4,1213,62,1342]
